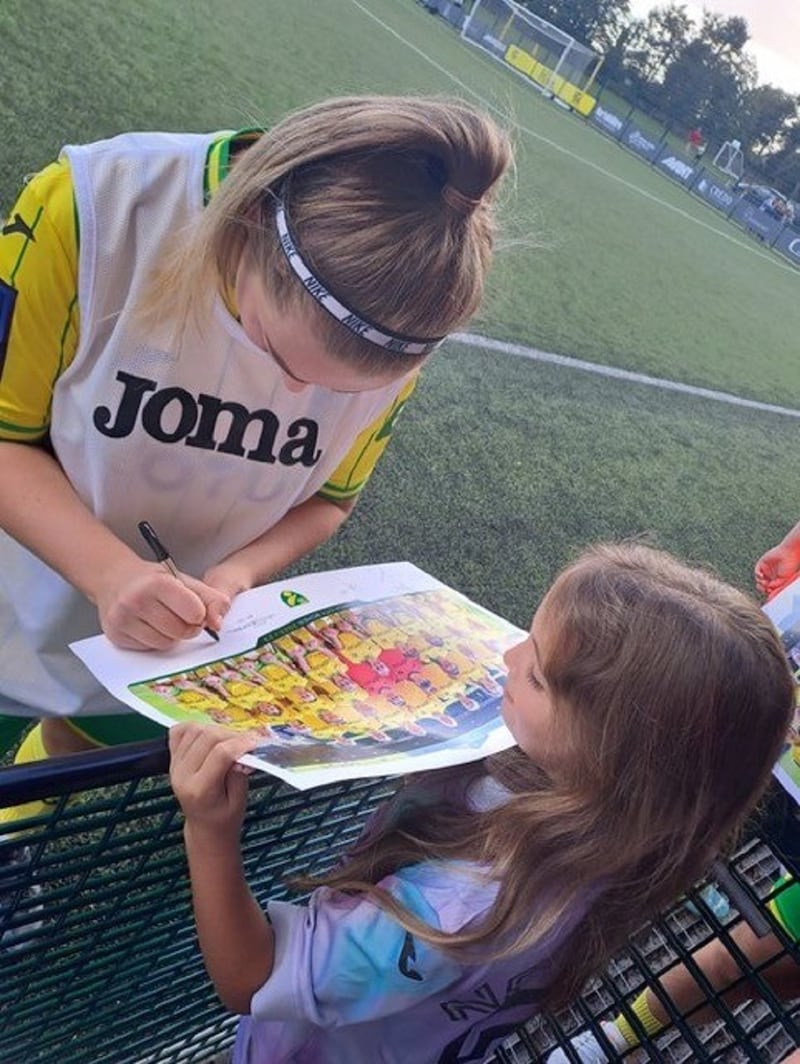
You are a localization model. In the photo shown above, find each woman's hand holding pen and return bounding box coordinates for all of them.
[202,557,255,602]
[94,557,231,650]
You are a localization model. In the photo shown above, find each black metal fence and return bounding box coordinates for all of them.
[521,818,800,1062]
[1,745,798,1063]
[0,742,398,1064]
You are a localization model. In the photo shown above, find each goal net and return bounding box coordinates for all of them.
[461,0,603,115]
[712,140,744,181]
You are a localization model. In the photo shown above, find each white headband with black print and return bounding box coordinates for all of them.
[274,201,445,357]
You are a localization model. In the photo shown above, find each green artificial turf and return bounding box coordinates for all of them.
[1,0,797,605]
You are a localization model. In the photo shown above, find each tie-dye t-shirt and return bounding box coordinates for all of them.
[232,778,590,1064]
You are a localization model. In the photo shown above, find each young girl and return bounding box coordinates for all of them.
[168,543,795,1064]
[0,95,512,789]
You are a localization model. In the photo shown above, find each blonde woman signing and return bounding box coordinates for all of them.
[0,96,512,823]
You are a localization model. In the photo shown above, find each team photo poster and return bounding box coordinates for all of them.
[72,563,523,789]
[763,578,800,806]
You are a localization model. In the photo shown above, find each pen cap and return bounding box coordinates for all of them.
[137,521,170,563]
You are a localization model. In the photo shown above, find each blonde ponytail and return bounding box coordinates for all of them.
[140,96,512,370]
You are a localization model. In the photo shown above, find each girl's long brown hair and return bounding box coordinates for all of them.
[298,544,795,1011]
[141,95,512,370]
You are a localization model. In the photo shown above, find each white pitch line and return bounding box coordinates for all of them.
[349,0,797,277]
[453,332,800,418]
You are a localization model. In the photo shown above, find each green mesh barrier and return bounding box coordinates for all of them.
[499,832,800,1063]
[0,744,397,1063]
[3,748,800,1064]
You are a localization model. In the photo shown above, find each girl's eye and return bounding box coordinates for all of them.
[527,669,544,691]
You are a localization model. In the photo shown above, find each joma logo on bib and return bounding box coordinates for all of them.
[93,371,322,467]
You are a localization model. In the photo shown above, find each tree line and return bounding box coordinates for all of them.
[516,0,799,196]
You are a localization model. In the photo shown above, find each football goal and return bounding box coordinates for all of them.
[461,0,603,116]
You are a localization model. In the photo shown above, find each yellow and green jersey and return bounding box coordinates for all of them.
[0,129,421,722]
[0,132,416,497]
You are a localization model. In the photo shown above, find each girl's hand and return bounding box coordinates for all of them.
[169,723,260,834]
[95,559,231,649]
[754,544,800,597]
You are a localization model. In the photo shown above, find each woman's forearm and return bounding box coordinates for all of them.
[208,493,355,591]
[0,441,139,601]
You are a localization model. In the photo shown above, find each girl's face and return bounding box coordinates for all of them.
[501,605,561,766]
[234,260,417,394]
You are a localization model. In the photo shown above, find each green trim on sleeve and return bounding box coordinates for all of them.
[56,294,79,378]
[0,417,49,437]
[317,480,370,501]
[204,129,263,204]
[7,207,44,284]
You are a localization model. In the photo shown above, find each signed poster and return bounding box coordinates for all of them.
[72,563,522,789]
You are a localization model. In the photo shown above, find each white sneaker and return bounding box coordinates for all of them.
[546,1021,628,1063]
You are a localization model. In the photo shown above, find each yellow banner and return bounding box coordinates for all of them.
[505,44,596,116]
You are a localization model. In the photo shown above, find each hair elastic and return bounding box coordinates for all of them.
[274,202,445,356]
[442,183,482,213]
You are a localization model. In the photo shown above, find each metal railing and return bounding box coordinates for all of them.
[504,790,800,1062]
[2,745,799,1063]
[0,742,397,1063]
